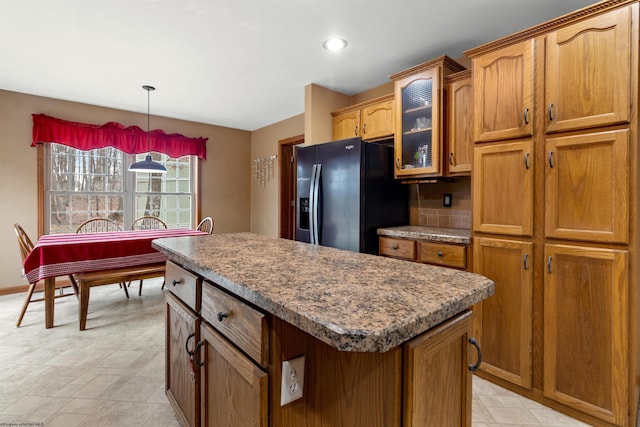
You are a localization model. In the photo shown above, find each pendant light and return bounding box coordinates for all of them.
[128,85,167,173]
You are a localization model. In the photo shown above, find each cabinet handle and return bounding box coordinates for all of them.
[395,158,401,170]
[524,152,530,169]
[468,338,482,371]
[437,251,443,257]
[524,107,529,125]
[193,341,204,367]
[449,152,454,165]
[185,332,195,356]
[171,278,183,286]
[547,256,553,273]
[548,103,554,121]
[354,126,358,136]
[548,151,554,168]
[523,253,529,270]
[217,312,229,322]
[392,244,399,250]
[362,123,367,134]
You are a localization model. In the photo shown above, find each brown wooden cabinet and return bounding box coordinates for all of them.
[473,237,532,390]
[445,70,473,176]
[379,236,468,271]
[472,140,533,237]
[473,40,534,143]
[543,244,628,426]
[391,56,465,178]
[403,311,474,427]
[466,2,639,426]
[545,6,632,134]
[331,94,394,141]
[166,292,201,427]
[545,129,629,244]
[199,321,268,427]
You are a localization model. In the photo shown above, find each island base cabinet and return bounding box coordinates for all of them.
[199,321,268,427]
[166,292,200,427]
[403,311,473,427]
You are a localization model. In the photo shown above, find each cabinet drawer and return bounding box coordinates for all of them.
[166,260,200,311]
[379,237,416,260]
[201,281,269,367]
[419,242,467,269]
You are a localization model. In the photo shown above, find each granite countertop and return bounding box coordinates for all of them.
[378,226,471,245]
[153,232,493,353]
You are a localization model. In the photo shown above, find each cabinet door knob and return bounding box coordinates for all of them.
[449,153,454,165]
[548,151,554,168]
[185,332,195,356]
[437,251,443,257]
[193,341,204,367]
[468,338,482,371]
[547,256,553,273]
[172,279,183,286]
[395,158,401,170]
[523,253,529,270]
[524,107,529,125]
[392,244,399,250]
[362,123,367,134]
[217,312,229,322]
[524,152,530,170]
[548,103,554,121]
[354,126,358,136]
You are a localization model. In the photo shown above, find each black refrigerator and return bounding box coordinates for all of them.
[295,137,408,254]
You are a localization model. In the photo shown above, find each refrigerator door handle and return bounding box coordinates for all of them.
[312,163,322,245]
[309,164,317,244]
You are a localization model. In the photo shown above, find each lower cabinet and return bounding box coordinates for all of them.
[199,322,268,427]
[473,237,532,389]
[404,311,474,427]
[165,292,201,427]
[543,244,628,426]
[379,236,469,271]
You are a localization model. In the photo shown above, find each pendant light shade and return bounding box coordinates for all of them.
[129,85,167,173]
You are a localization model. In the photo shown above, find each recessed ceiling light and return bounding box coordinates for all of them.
[322,38,348,52]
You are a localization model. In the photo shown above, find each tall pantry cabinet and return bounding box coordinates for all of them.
[467,1,639,426]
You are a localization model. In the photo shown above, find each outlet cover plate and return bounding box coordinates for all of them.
[280,355,305,406]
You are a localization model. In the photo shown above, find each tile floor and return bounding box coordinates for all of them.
[0,280,614,426]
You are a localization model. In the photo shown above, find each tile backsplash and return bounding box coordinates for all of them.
[409,178,472,230]
[418,208,471,229]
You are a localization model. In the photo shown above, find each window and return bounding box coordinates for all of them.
[44,143,195,233]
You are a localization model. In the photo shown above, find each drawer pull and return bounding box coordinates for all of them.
[217,312,229,322]
[392,244,399,250]
[437,251,443,257]
[172,278,183,286]
[468,338,482,371]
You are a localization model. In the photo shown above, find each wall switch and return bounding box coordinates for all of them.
[280,355,305,406]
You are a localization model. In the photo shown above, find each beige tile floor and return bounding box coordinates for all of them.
[0,280,615,426]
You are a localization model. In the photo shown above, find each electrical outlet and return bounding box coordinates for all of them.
[280,355,305,406]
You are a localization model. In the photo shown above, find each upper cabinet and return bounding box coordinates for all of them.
[391,56,465,178]
[331,94,394,142]
[545,6,632,133]
[446,70,473,175]
[473,40,534,143]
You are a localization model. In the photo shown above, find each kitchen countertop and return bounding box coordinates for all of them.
[378,225,471,245]
[153,232,493,353]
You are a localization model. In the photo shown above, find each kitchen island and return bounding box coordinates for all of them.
[153,232,494,426]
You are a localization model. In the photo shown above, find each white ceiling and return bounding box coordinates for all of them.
[1,0,597,131]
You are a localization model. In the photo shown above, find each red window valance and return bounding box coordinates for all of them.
[32,113,207,159]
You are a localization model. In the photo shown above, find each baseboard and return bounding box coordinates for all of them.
[0,278,74,296]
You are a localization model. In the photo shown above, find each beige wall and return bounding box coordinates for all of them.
[0,89,251,289]
[250,114,304,237]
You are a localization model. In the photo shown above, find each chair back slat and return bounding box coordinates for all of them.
[14,224,34,262]
[76,218,121,233]
[130,216,167,230]
[196,217,214,234]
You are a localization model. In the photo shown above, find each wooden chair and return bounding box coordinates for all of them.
[75,218,129,298]
[14,224,79,327]
[130,215,167,230]
[128,215,167,295]
[196,217,214,234]
[76,217,121,233]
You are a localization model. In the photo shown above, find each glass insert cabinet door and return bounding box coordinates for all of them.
[394,67,441,177]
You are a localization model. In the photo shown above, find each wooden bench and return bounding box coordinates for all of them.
[74,263,166,330]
